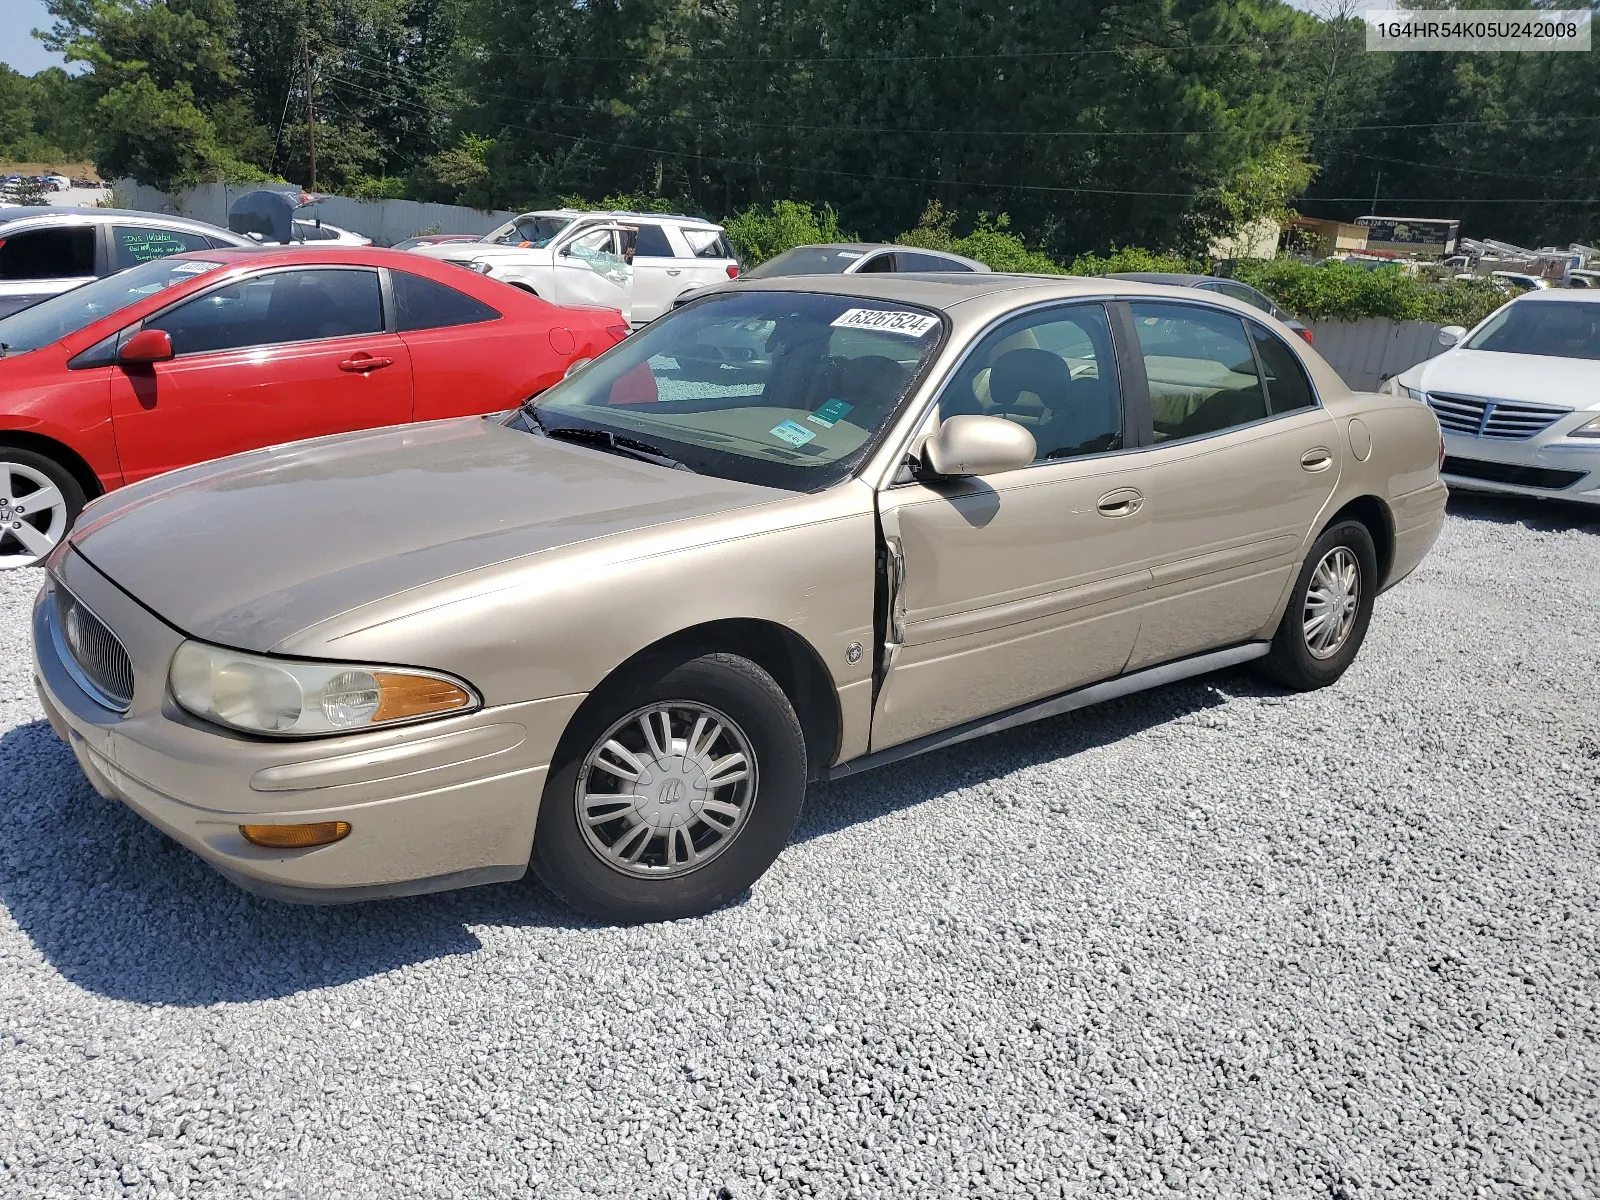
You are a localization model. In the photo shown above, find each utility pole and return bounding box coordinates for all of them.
[302,30,316,191]
[1370,169,1381,216]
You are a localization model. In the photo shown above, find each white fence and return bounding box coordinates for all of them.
[1308,317,1449,392]
[116,180,514,247]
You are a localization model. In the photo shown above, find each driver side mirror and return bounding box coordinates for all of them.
[119,328,174,364]
[1438,325,1466,348]
[921,415,1036,478]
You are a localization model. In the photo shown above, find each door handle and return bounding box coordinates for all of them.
[666,268,682,276]
[1096,487,1143,518]
[339,354,394,373]
[1300,448,1333,472]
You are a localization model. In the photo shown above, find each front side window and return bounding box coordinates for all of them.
[939,303,1123,462]
[1248,324,1317,412]
[1130,302,1268,440]
[146,267,383,356]
[520,291,945,490]
[488,215,573,248]
[0,255,224,355]
[112,225,214,270]
[0,225,95,280]
[392,271,500,331]
[1464,300,1600,361]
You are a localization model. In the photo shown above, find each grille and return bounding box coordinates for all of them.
[1443,456,1586,491]
[55,588,134,710]
[1426,392,1571,440]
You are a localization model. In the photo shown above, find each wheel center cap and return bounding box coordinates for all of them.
[635,754,711,829]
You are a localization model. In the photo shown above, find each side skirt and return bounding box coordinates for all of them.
[819,641,1270,781]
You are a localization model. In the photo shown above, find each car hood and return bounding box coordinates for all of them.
[68,417,787,652]
[1405,348,1600,410]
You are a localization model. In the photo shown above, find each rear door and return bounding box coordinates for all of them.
[109,265,413,482]
[1118,300,1339,670]
[627,222,682,324]
[0,221,98,317]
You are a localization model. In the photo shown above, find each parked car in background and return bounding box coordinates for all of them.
[1560,269,1600,289]
[670,243,991,312]
[408,209,740,326]
[0,207,257,319]
[1489,271,1549,293]
[391,233,483,252]
[288,219,372,246]
[30,273,1445,921]
[1391,290,1600,504]
[226,190,375,248]
[1106,272,1315,344]
[0,247,627,567]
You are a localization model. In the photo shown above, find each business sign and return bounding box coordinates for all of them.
[1355,216,1460,257]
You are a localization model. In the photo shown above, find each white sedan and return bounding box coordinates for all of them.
[1393,290,1600,503]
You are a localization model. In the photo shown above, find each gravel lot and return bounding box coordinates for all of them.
[1,493,1597,1200]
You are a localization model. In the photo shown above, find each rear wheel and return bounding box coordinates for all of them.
[0,449,85,569]
[1258,519,1378,691]
[532,652,807,923]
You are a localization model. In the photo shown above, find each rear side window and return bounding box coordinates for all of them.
[896,251,973,273]
[148,267,383,356]
[633,224,674,258]
[1129,302,1269,440]
[1248,324,1317,412]
[682,229,734,260]
[0,226,96,280]
[392,271,500,331]
[112,225,214,270]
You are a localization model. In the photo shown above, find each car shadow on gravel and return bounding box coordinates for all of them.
[0,672,1241,1005]
[1447,491,1600,533]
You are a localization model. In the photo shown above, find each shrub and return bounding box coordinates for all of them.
[723,200,847,264]
[1066,246,1202,276]
[1232,257,1504,327]
[898,203,1063,273]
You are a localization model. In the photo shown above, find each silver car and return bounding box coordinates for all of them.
[32,274,1448,923]
[0,207,256,318]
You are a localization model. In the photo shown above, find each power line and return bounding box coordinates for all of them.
[319,75,1600,206]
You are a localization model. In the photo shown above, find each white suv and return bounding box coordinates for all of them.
[406,209,739,326]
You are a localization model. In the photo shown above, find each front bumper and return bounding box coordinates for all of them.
[32,551,584,903]
[1439,430,1600,505]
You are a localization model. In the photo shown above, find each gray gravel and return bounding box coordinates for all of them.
[2,492,1598,1200]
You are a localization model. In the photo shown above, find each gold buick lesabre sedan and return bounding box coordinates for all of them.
[32,274,1447,923]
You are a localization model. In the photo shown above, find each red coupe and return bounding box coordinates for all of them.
[0,247,628,566]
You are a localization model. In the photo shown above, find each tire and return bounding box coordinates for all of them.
[0,448,86,570]
[1258,519,1378,691]
[532,652,807,924]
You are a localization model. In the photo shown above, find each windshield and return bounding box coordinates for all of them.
[1465,300,1600,361]
[744,247,873,279]
[488,215,573,248]
[518,290,946,490]
[0,256,225,355]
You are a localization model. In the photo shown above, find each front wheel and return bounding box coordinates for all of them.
[1258,519,1378,691]
[532,652,807,923]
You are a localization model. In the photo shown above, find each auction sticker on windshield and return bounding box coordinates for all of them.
[830,308,938,337]
[769,420,818,447]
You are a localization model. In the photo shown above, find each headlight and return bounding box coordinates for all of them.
[1571,415,1600,439]
[468,259,495,275]
[169,642,478,736]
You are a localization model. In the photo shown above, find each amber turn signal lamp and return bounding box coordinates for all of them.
[239,821,352,849]
[372,673,473,723]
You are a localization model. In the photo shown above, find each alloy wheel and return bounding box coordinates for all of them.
[0,461,70,570]
[1302,545,1361,659]
[575,702,757,879]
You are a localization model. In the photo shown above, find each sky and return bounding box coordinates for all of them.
[3,0,65,74]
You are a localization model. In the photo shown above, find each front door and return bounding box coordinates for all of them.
[871,302,1152,752]
[1119,301,1340,669]
[109,266,413,483]
[553,226,632,324]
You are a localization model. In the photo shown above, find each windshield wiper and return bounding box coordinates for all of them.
[536,420,695,473]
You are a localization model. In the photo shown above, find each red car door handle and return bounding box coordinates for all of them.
[339,355,393,373]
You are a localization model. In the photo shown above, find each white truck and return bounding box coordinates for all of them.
[405,209,740,326]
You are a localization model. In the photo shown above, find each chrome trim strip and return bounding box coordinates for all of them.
[822,641,1270,780]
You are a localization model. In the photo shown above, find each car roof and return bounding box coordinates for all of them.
[1516,285,1600,303]
[709,271,1261,311]
[519,208,723,229]
[1105,271,1220,286]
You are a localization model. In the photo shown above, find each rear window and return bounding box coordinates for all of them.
[682,229,734,260]
[744,247,867,278]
